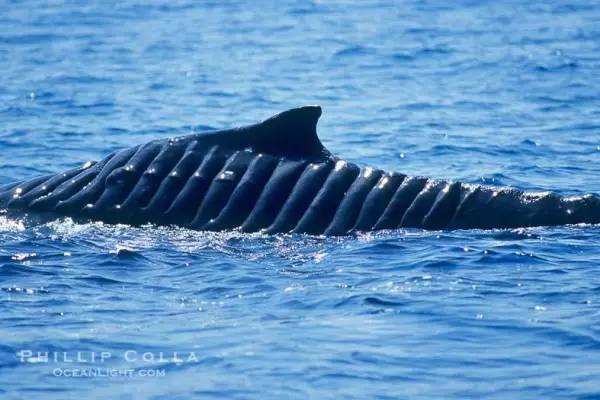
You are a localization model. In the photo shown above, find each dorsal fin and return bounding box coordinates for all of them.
[189,106,330,160]
[249,105,327,159]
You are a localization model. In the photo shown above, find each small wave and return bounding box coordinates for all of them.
[364,296,405,307]
[533,61,579,73]
[334,45,375,58]
[75,275,131,286]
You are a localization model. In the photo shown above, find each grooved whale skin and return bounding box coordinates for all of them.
[2,106,600,235]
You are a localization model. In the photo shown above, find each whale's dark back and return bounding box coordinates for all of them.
[2,106,600,234]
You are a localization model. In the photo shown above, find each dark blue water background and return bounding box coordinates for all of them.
[1,1,600,398]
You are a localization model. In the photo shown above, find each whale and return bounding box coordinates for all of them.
[1,105,600,235]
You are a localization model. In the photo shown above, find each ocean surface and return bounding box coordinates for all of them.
[1,0,600,398]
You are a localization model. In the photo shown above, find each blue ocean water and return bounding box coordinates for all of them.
[1,0,600,398]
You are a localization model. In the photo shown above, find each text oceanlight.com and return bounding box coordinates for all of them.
[52,367,166,378]
[16,350,201,378]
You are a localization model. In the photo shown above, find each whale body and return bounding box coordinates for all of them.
[1,106,600,235]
